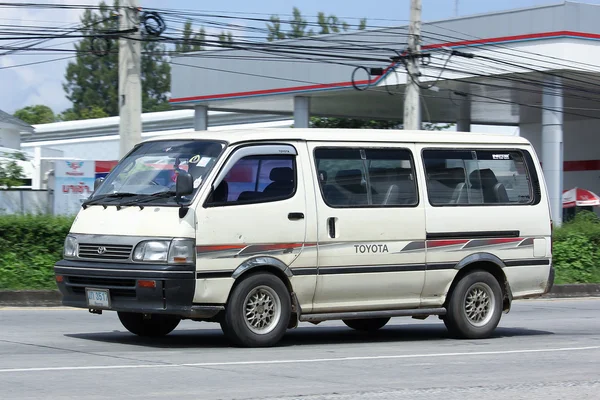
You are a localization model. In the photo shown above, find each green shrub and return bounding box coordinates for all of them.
[0,252,59,290]
[0,215,74,290]
[554,211,600,243]
[552,232,597,283]
[552,211,600,284]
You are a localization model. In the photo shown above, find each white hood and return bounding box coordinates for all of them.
[70,205,196,238]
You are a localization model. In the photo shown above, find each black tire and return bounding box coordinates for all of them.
[220,273,291,347]
[343,318,390,332]
[117,312,181,337]
[444,270,503,339]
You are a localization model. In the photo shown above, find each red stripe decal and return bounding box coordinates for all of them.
[422,30,600,50]
[486,238,523,245]
[197,243,317,254]
[170,80,368,103]
[426,240,469,248]
[196,245,245,253]
[247,243,305,252]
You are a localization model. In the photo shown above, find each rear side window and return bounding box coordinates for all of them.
[423,149,533,206]
[315,147,418,207]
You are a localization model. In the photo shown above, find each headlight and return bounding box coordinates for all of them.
[132,239,195,264]
[64,235,78,258]
[133,240,169,262]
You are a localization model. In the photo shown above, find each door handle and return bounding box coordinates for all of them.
[288,212,304,220]
[328,217,336,238]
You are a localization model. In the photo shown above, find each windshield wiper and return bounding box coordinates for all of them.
[82,193,138,209]
[120,191,177,209]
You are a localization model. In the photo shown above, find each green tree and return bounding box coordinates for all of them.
[218,31,234,47]
[267,16,286,41]
[309,117,452,130]
[63,0,171,119]
[317,13,351,35]
[13,105,56,125]
[173,20,205,54]
[310,117,401,129]
[59,105,109,121]
[267,8,367,41]
[289,7,312,38]
[0,152,26,189]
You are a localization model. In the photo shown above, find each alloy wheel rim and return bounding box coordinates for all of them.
[243,285,281,335]
[463,282,495,327]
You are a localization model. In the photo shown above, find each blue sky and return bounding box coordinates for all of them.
[1,0,597,116]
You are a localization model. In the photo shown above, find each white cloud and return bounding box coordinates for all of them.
[0,57,15,68]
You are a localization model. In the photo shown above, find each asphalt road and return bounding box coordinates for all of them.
[0,298,599,400]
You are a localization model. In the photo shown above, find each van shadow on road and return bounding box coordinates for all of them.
[64,322,553,349]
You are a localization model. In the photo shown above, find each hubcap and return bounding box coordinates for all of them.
[243,285,281,335]
[463,282,495,327]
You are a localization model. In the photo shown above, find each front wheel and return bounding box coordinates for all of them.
[117,312,181,337]
[443,270,503,339]
[220,273,291,347]
[343,318,390,332]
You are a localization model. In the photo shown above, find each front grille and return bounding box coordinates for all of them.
[70,286,136,297]
[68,276,136,287]
[78,244,132,260]
[67,276,137,298]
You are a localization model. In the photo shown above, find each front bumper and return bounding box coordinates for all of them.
[54,259,223,319]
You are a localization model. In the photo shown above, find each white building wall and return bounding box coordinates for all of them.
[22,119,294,161]
[520,118,600,216]
[0,128,20,149]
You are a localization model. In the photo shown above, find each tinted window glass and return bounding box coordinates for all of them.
[315,148,417,207]
[91,140,224,205]
[423,149,532,205]
[210,155,295,205]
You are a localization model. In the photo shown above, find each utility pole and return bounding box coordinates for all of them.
[403,0,422,130]
[118,0,142,158]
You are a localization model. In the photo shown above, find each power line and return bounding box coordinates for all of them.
[420,24,600,74]
[7,3,600,127]
[0,55,75,70]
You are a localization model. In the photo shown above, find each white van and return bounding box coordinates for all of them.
[55,129,554,347]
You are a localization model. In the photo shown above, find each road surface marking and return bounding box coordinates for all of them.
[0,345,598,373]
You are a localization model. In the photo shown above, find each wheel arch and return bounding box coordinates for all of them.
[445,252,513,313]
[229,256,299,327]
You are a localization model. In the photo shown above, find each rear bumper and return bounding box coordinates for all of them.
[54,259,223,319]
[544,262,556,294]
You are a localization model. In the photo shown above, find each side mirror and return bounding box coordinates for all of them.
[94,177,104,191]
[176,171,194,198]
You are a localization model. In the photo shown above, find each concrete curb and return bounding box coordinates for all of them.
[0,284,599,307]
[541,284,600,298]
[0,290,63,307]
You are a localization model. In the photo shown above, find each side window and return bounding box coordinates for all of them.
[209,155,296,205]
[315,147,418,207]
[423,149,532,206]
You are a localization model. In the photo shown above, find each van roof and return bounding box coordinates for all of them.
[144,128,531,145]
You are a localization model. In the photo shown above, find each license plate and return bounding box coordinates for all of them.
[86,288,111,309]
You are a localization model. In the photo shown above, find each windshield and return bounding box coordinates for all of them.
[90,139,224,206]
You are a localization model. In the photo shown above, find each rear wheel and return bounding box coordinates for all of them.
[444,270,503,339]
[220,273,291,347]
[117,312,180,337]
[343,318,390,332]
